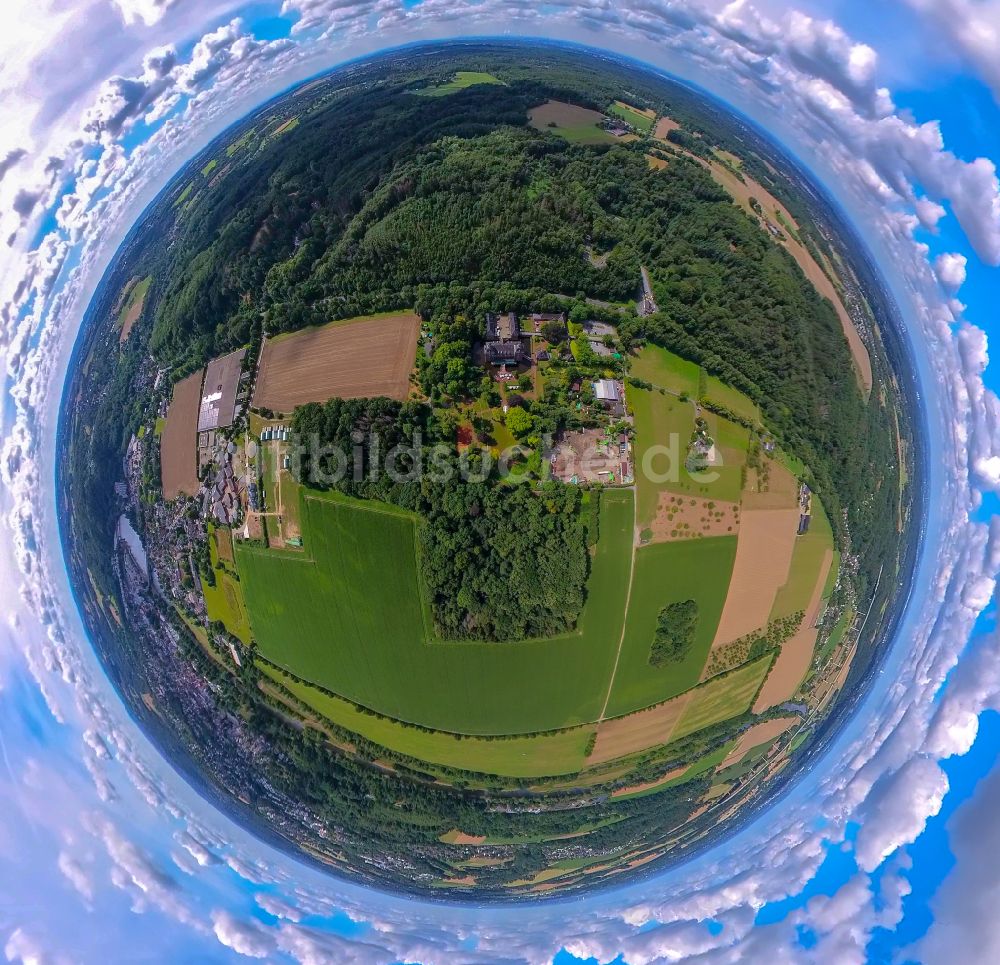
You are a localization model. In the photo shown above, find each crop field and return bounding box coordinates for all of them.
[589,694,691,766]
[528,100,618,145]
[252,312,420,413]
[770,498,834,620]
[604,535,738,717]
[710,506,800,648]
[755,548,834,712]
[236,488,635,735]
[654,116,681,139]
[258,663,596,778]
[671,656,773,741]
[630,344,700,397]
[629,386,746,520]
[160,370,203,500]
[609,100,655,133]
[420,71,504,96]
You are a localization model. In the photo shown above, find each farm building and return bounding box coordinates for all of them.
[198,348,247,433]
[593,379,622,403]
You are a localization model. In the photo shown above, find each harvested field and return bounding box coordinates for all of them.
[754,549,833,712]
[161,370,203,500]
[654,116,680,138]
[252,312,420,413]
[214,527,234,564]
[647,492,739,544]
[589,693,691,765]
[719,717,798,769]
[528,100,617,145]
[711,507,800,649]
[440,830,486,845]
[646,154,668,171]
[743,457,799,510]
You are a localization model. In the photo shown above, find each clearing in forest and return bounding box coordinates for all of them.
[117,275,151,343]
[160,370,203,500]
[529,100,618,145]
[419,71,505,96]
[252,312,420,413]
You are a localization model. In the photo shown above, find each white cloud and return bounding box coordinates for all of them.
[111,0,182,27]
[935,251,969,290]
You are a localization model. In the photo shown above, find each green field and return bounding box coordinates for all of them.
[770,498,834,620]
[630,345,700,397]
[259,663,596,778]
[173,183,194,208]
[419,71,505,96]
[614,740,737,800]
[609,101,655,133]
[202,159,218,177]
[604,536,738,717]
[203,527,253,644]
[236,488,635,735]
[629,386,746,524]
[703,374,760,424]
[671,656,772,741]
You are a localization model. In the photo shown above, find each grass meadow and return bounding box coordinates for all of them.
[236,488,636,735]
[604,536,738,718]
[258,662,597,778]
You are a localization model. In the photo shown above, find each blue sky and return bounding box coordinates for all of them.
[1,1,1000,962]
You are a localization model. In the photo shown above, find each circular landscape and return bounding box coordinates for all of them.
[60,41,919,900]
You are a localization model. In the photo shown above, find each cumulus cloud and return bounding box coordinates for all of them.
[111,0,183,27]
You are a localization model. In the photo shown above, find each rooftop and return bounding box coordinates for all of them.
[198,348,247,433]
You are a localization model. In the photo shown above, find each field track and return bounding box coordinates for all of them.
[252,312,420,412]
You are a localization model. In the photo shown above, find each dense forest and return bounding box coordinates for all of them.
[291,397,590,641]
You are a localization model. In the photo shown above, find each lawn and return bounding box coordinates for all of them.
[604,535,738,718]
[609,101,655,133]
[671,656,773,741]
[419,71,505,96]
[630,345,700,397]
[770,497,834,620]
[236,488,635,735]
[629,386,746,526]
[259,662,596,778]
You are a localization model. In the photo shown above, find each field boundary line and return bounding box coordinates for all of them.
[597,489,638,723]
